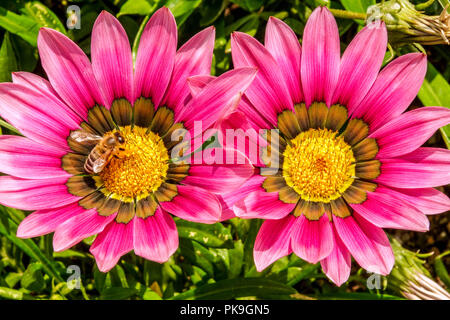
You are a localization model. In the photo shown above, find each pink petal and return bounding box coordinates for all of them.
[0,83,81,150]
[387,187,450,215]
[53,210,116,252]
[134,7,177,106]
[133,208,178,263]
[300,6,340,107]
[176,67,257,132]
[164,26,215,112]
[187,74,215,96]
[350,187,430,232]
[231,31,293,125]
[38,28,104,119]
[17,203,85,238]
[12,72,62,102]
[234,95,274,131]
[219,115,267,167]
[265,17,303,103]
[254,214,296,271]
[159,185,221,224]
[332,22,387,112]
[0,176,79,211]
[291,214,334,264]
[371,107,450,159]
[375,147,450,188]
[320,225,351,286]
[233,189,295,220]
[183,149,254,194]
[90,221,134,272]
[91,11,133,107]
[0,135,69,179]
[353,53,427,131]
[218,174,265,221]
[334,214,394,275]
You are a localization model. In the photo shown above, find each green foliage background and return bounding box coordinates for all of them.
[0,0,448,300]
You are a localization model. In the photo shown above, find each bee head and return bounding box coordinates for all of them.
[114,132,125,144]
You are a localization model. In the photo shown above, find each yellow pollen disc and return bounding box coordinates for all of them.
[99,126,169,201]
[282,128,355,203]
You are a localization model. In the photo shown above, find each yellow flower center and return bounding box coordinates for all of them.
[282,128,355,203]
[99,126,169,201]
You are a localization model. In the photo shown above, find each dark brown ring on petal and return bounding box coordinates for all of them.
[293,199,325,220]
[260,129,285,167]
[352,137,379,162]
[277,109,301,140]
[307,102,328,129]
[355,159,381,180]
[342,184,368,204]
[342,118,369,146]
[66,175,97,197]
[167,163,190,183]
[111,98,133,127]
[87,105,116,134]
[278,185,300,204]
[262,176,288,193]
[79,190,106,210]
[154,182,178,203]
[62,153,86,175]
[325,104,348,132]
[136,195,158,219]
[97,196,122,217]
[150,106,175,137]
[351,179,377,192]
[330,197,352,218]
[163,122,187,151]
[294,103,310,132]
[116,201,135,223]
[133,97,155,128]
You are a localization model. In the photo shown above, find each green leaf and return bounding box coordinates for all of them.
[0,208,64,283]
[340,0,375,14]
[231,0,265,12]
[0,287,24,300]
[100,287,137,300]
[5,272,22,288]
[142,288,163,300]
[21,262,45,292]
[11,34,38,72]
[199,0,228,25]
[20,1,66,34]
[167,0,203,26]
[179,239,215,276]
[228,240,244,278]
[0,32,18,82]
[0,7,41,46]
[53,249,91,259]
[118,0,159,17]
[171,278,297,300]
[417,62,450,148]
[176,220,233,248]
[319,292,403,300]
[434,251,450,288]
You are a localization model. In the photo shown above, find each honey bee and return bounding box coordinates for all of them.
[70,131,127,174]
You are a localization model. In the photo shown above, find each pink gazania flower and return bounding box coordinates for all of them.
[224,6,450,286]
[0,8,256,272]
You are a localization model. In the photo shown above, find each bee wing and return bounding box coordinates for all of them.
[92,150,113,174]
[70,131,102,144]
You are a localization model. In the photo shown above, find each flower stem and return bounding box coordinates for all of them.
[329,8,367,20]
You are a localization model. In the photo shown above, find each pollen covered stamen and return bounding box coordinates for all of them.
[99,126,169,201]
[283,128,355,203]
